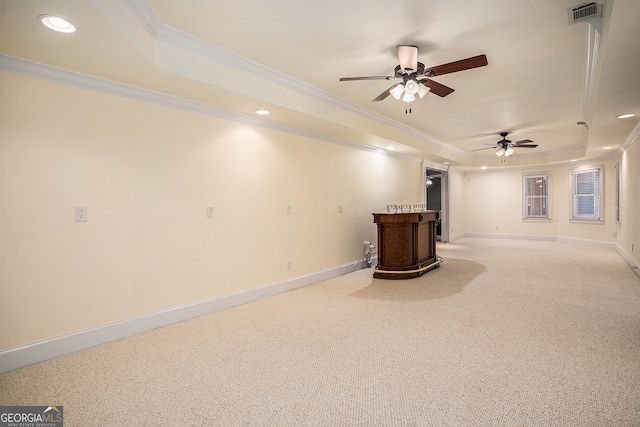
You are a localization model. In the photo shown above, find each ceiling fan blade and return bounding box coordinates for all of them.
[515,144,538,148]
[472,146,498,152]
[339,76,395,81]
[419,78,455,97]
[397,45,418,72]
[371,83,402,102]
[425,54,488,77]
[514,139,534,145]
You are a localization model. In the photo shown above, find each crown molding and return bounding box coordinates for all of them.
[119,0,163,36]
[120,0,457,156]
[620,121,640,151]
[0,53,421,164]
[422,159,450,172]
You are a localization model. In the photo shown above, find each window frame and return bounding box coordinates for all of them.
[570,165,603,222]
[522,172,551,220]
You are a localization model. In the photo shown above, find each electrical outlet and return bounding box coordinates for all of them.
[75,206,87,222]
[338,204,343,213]
[287,261,292,270]
[286,205,292,215]
[207,206,215,218]
[496,226,499,231]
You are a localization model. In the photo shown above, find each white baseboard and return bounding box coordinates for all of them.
[557,236,617,249]
[0,261,361,374]
[449,233,466,242]
[463,232,620,249]
[464,232,558,242]
[461,233,638,272]
[615,244,640,272]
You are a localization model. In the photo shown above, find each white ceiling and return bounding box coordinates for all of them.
[1,0,638,169]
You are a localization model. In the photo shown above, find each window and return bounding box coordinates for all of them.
[570,166,602,221]
[523,173,550,219]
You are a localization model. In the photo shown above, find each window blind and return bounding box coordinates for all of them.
[571,167,602,220]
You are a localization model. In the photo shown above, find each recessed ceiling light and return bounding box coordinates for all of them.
[443,162,450,165]
[254,109,270,115]
[616,113,635,119]
[481,166,487,170]
[387,146,395,150]
[39,15,76,33]
[570,159,578,162]
[602,146,613,150]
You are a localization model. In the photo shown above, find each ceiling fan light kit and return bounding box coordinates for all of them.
[389,80,431,111]
[495,147,515,157]
[339,45,488,113]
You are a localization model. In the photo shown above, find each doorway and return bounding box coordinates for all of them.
[424,166,449,242]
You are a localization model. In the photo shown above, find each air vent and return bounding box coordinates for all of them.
[568,2,603,25]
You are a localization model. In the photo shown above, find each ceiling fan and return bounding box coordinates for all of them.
[339,45,488,113]
[473,132,538,161]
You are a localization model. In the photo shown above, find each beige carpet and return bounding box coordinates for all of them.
[2,238,640,426]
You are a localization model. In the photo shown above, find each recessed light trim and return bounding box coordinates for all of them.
[602,146,613,150]
[39,14,76,33]
[616,113,635,119]
[254,109,270,115]
[387,146,395,150]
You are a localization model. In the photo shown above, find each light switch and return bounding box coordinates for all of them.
[207,206,215,218]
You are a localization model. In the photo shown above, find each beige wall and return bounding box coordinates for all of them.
[2,69,638,353]
[447,168,466,240]
[0,72,423,349]
[463,168,558,238]
[457,145,640,269]
[618,139,640,267]
[460,159,623,244]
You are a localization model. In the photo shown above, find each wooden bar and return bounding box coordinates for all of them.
[372,211,440,279]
